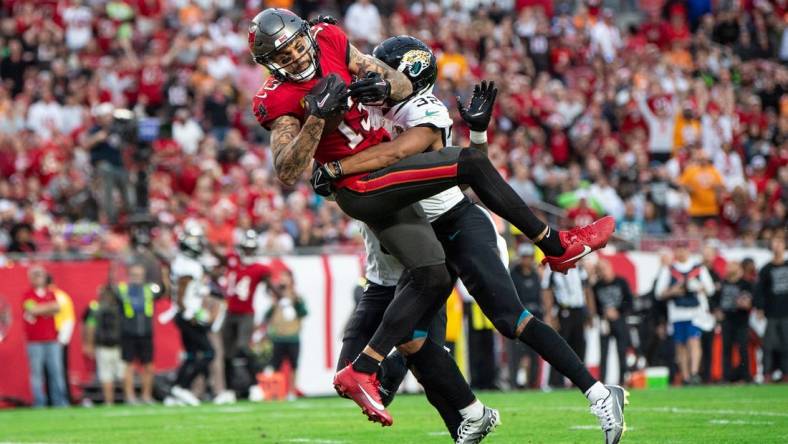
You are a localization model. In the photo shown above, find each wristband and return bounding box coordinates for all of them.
[470,130,488,145]
[331,160,344,178]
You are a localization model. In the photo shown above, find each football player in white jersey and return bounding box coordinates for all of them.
[165,221,216,407]
[325,35,627,444]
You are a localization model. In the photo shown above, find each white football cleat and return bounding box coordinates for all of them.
[171,386,200,407]
[590,385,629,444]
[213,390,237,405]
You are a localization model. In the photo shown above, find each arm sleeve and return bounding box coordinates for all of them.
[295,298,308,318]
[654,267,671,300]
[699,267,715,296]
[541,269,553,290]
[636,95,655,124]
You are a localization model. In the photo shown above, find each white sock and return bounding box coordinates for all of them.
[459,399,485,420]
[585,382,610,404]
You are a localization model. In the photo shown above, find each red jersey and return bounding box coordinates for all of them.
[252,23,389,188]
[225,253,272,315]
[22,288,58,342]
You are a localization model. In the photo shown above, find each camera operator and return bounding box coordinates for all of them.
[82,103,130,224]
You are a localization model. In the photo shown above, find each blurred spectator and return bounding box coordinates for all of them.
[542,265,592,387]
[83,285,124,405]
[22,265,67,407]
[508,244,542,389]
[8,222,37,254]
[260,219,295,254]
[655,242,715,385]
[592,259,633,384]
[344,0,382,46]
[756,236,788,381]
[264,270,307,401]
[678,148,724,227]
[717,261,753,382]
[50,276,75,405]
[118,264,159,404]
[635,89,677,163]
[82,103,129,224]
[700,243,723,382]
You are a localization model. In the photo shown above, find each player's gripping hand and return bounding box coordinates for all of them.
[457,80,498,132]
[308,15,338,26]
[304,73,350,120]
[348,72,390,106]
[310,163,336,197]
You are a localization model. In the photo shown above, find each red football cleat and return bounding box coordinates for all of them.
[333,364,393,427]
[542,216,615,274]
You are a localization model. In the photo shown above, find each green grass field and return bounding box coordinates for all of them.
[1,385,787,443]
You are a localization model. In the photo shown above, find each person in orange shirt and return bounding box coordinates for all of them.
[436,39,469,83]
[678,148,724,226]
[674,101,702,153]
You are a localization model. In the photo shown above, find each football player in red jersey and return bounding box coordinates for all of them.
[222,229,274,396]
[249,9,617,428]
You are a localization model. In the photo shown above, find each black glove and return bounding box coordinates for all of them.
[308,15,338,26]
[348,72,390,106]
[304,73,350,120]
[457,80,498,132]
[310,163,336,197]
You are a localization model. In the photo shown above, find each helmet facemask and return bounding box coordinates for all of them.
[254,24,320,82]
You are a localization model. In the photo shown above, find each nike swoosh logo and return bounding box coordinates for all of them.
[559,245,592,264]
[425,111,439,117]
[358,385,385,411]
[447,230,461,240]
[318,93,330,108]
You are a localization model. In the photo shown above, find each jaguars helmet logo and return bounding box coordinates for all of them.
[397,50,431,77]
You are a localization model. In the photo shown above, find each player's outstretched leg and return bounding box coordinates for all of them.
[339,146,614,274]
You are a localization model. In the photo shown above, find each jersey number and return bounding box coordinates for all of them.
[227,272,252,301]
[338,122,362,149]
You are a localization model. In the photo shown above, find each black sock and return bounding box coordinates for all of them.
[457,149,561,255]
[518,318,596,393]
[534,226,564,257]
[406,340,476,411]
[352,353,381,374]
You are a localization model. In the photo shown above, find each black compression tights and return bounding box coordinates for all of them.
[457,149,548,241]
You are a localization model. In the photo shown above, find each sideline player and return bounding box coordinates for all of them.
[165,221,215,406]
[332,34,626,444]
[222,230,274,399]
[248,8,616,434]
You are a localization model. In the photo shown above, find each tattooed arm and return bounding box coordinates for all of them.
[347,44,412,101]
[338,126,441,175]
[269,115,325,186]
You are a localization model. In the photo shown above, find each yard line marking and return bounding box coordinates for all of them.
[570,425,637,431]
[709,419,775,426]
[544,406,788,418]
[284,439,348,443]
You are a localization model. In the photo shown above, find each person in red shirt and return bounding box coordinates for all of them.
[221,230,274,394]
[22,265,68,407]
[567,196,599,227]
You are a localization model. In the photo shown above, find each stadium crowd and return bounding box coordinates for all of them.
[0,0,785,259]
[1,0,787,407]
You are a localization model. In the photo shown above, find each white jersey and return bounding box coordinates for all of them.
[170,253,206,321]
[362,93,506,286]
[384,93,465,221]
